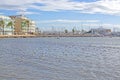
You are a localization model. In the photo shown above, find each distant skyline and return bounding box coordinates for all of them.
[1,0,120,31]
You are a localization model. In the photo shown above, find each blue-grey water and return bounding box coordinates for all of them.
[0,37,120,80]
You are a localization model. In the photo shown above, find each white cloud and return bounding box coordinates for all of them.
[82,23,120,28]
[16,11,39,15]
[38,19,99,23]
[0,0,120,15]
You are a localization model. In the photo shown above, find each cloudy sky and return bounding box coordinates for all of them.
[1,0,120,31]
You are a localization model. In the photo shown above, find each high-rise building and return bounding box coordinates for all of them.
[9,15,36,35]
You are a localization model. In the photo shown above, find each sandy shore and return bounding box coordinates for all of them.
[0,35,36,38]
[0,34,109,38]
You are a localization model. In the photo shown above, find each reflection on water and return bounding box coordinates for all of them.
[0,37,120,80]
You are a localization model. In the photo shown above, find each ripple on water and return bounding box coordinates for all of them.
[0,37,120,80]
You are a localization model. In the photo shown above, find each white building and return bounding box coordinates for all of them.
[0,15,13,35]
[29,20,36,34]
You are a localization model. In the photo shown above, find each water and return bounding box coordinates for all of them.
[0,37,120,80]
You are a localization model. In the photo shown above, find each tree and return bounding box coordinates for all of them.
[21,20,29,34]
[25,20,30,34]
[72,28,75,34]
[0,20,5,35]
[65,29,68,33]
[7,21,14,35]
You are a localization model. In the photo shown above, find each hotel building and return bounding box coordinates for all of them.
[0,15,37,35]
[9,15,36,35]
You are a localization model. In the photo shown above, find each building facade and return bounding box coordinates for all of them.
[9,15,36,35]
[0,15,14,35]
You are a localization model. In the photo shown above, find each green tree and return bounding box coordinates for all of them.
[0,20,5,35]
[72,28,75,34]
[65,29,68,33]
[7,21,14,35]
[25,20,30,34]
[21,20,29,34]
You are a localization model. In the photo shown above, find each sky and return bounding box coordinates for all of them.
[1,0,120,31]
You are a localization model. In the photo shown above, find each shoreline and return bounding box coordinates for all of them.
[0,34,114,38]
[0,35,36,38]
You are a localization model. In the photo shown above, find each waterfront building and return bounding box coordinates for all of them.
[9,15,36,35]
[29,20,36,34]
[0,15,14,35]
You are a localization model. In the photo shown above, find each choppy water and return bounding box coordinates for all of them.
[0,37,120,80]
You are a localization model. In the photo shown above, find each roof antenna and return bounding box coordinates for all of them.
[19,9,26,17]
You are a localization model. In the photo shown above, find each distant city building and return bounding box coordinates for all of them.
[90,27,111,36]
[42,31,60,35]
